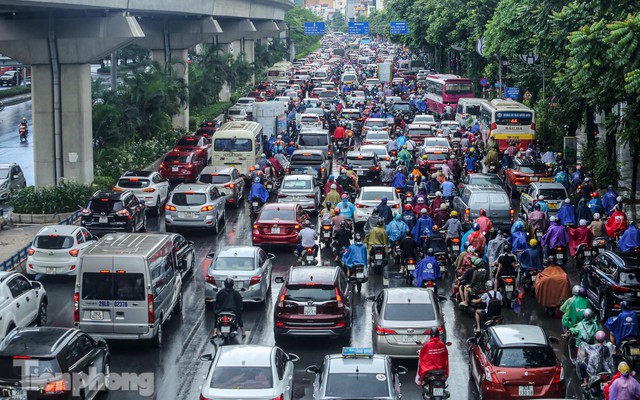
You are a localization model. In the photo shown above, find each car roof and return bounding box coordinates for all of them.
[216,246,258,258]
[346,151,376,158]
[91,190,129,200]
[463,185,508,194]
[0,327,76,357]
[287,266,339,285]
[200,166,236,175]
[173,183,213,193]
[262,203,297,211]
[36,224,81,236]
[121,170,154,178]
[528,182,566,190]
[327,354,388,373]
[217,345,273,367]
[283,174,313,181]
[291,149,324,156]
[384,288,434,304]
[490,324,548,347]
[608,252,640,269]
[360,145,388,151]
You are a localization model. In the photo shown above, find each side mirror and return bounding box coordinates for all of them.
[274,276,285,284]
[12,175,20,180]
[305,365,319,374]
[548,336,560,344]
[268,253,276,260]
[288,353,300,362]
[139,200,146,205]
[206,252,215,259]
[394,366,408,375]
[366,295,376,301]
[466,337,478,346]
[199,354,213,361]
[188,241,194,246]
[31,281,40,290]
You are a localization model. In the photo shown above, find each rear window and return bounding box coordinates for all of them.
[341,112,361,119]
[176,138,199,146]
[172,193,207,206]
[365,120,387,128]
[299,135,328,146]
[495,347,556,368]
[366,132,389,140]
[325,373,389,398]
[409,129,432,136]
[87,199,123,213]
[117,178,150,188]
[320,91,337,98]
[283,180,312,190]
[342,74,356,81]
[465,105,480,116]
[81,272,145,301]
[228,109,244,116]
[469,177,503,187]
[284,285,336,302]
[198,174,231,184]
[259,209,295,221]
[384,303,436,321]
[0,357,61,380]
[347,156,376,166]
[34,235,74,249]
[210,366,273,389]
[426,153,448,161]
[362,191,392,201]
[518,164,547,174]
[236,99,253,104]
[394,103,411,112]
[290,154,323,164]
[213,257,255,271]
[163,155,190,164]
[619,271,640,286]
[540,189,567,201]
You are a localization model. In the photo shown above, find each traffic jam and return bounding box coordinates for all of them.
[1,32,640,400]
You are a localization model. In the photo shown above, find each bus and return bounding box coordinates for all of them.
[424,74,474,117]
[479,99,535,151]
[455,98,484,126]
[266,61,292,81]
[211,121,263,179]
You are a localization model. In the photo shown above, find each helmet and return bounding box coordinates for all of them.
[618,361,631,374]
[377,219,384,226]
[579,219,587,226]
[224,278,234,289]
[572,285,582,296]
[261,153,266,157]
[341,194,348,199]
[485,280,494,290]
[347,131,353,137]
[427,248,434,256]
[402,144,407,149]
[591,192,599,198]
[583,308,595,320]
[617,196,623,202]
[289,141,294,146]
[334,207,341,214]
[529,239,538,246]
[538,195,545,201]
[472,222,480,231]
[421,208,427,214]
[417,198,425,204]
[576,164,582,170]
[608,185,614,191]
[257,171,263,177]
[341,168,347,174]
[578,287,587,296]
[621,301,630,310]
[565,198,571,204]
[331,184,337,190]
[326,201,332,209]
[428,327,440,337]
[595,330,606,343]
[254,177,261,183]
[593,213,601,220]
[549,216,557,223]
[435,191,442,197]
[546,255,557,264]
[469,148,475,153]
[405,204,412,211]
[354,232,363,242]
[304,219,312,227]
[423,155,428,160]
[21,117,26,121]
[450,211,458,217]
[408,174,414,179]
[440,203,447,210]
[504,243,512,252]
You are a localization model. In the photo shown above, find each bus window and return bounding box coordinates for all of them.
[445,83,473,95]
[495,112,533,126]
[466,105,481,117]
[214,138,252,152]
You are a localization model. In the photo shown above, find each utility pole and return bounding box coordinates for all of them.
[110,52,117,91]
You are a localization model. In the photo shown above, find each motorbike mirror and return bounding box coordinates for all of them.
[199,353,213,362]
[466,337,478,346]
[206,252,215,259]
[288,353,300,362]
[394,366,408,375]
[548,336,560,344]
[268,253,276,260]
[305,365,319,374]
[366,295,376,301]
[274,276,285,284]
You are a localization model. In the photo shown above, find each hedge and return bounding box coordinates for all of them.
[0,86,31,99]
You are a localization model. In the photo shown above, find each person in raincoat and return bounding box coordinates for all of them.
[606,206,629,238]
[534,255,571,311]
[474,209,493,237]
[413,248,442,288]
[486,230,508,270]
[424,225,448,255]
[567,309,599,348]
[377,198,393,225]
[402,204,417,231]
[518,239,544,272]
[528,202,548,237]
[508,221,528,253]
[248,177,269,204]
[541,216,570,256]
[363,209,381,237]
[412,209,435,242]
[554,167,570,190]
[561,285,590,332]
[589,213,607,238]
[576,331,614,386]
[588,192,605,217]
[398,145,412,169]
[323,175,345,196]
[323,185,341,210]
[602,185,619,216]
[460,227,474,253]
[608,361,640,400]
[619,224,640,252]
[430,192,445,216]
[568,219,595,256]
[342,232,368,278]
[467,223,486,256]
[536,195,550,214]
[392,169,407,191]
[605,301,640,346]
[432,203,449,228]
[442,211,463,240]
[576,198,593,224]
[387,213,409,244]
[483,145,501,171]
[364,219,390,256]
[557,198,577,226]
[337,195,356,221]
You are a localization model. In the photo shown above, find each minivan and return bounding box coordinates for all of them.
[296,129,332,159]
[75,233,183,347]
[453,185,514,231]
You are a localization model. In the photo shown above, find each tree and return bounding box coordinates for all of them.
[331,11,347,32]
[285,5,322,58]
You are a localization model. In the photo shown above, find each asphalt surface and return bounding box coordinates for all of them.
[0,100,33,185]
[34,193,583,400]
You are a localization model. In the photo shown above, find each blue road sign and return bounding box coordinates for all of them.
[348,21,369,35]
[480,77,488,87]
[505,87,520,100]
[304,22,325,36]
[390,21,408,35]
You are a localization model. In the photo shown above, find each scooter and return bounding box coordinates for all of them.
[581,371,610,400]
[497,275,517,308]
[575,243,594,269]
[552,246,566,266]
[249,197,262,220]
[404,257,416,285]
[434,252,448,277]
[265,179,275,194]
[519,267,542,296]
[448,238,461,259]
[320,224,333,247]
[350,263,367,293]
[298,246,317,266]
[370,245,386,275]
[618,338,640,373]
[19,126,27,143]
[421,370,449,400]
[216,311,239,346]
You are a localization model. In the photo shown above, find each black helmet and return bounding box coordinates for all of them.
[429,327,440,337]
[427,248,434,256]
[621,301,630,310]
[546,255,557,265]
[224,278,234,289]
[326,201,332,209]
[377,219,384,226]
[354,232,363,242]
[503,243,512,253]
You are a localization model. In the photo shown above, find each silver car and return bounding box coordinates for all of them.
[360,145,391,168]
[296,129,332,159]
[204,246,274,304]
[197,166,245,207]
[0,163,26,201]
[165,183,226,233]
[26,225,97,277]
[369,288,446,358]
[227,106,248,121]
[277,175,321,212]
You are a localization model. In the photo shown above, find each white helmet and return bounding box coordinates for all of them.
[550,216,557,222]
[565,198,571,204]
[435,191,442,197]
[331,184,337,189]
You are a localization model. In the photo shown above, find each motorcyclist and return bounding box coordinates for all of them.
[248,177,269,204]
[580,177,594,200]
[570,165,585,190]
[518,238,544,272]
[402,204,417,230]
[606,205,629,239]
[442,211,463,241]
[536,195,550,214]
[589,213,606,238]
[212,278,246,338]
[323,184,341,209]
[541,216,570,257]
[333,220,353,261]
[296,220,318,256]
[554,167,570,190]
[381,162,395,185]
[486,230,507,269]
[605,301,640,347]
[465,149,477,173]
[460,257,489,307]
[467,223,486,256]
[324,175,345,196]
[425,225,448,254]
[588,192,605,216]
[414,248,442,288]
[430,192,445,215]
[342,232,368,278]
[619,223,640,252]
[377,197,393,225]
[608,361,640,399]
[473,280,503,334]
[333,123,346,145]
[364,219,390,258]
[561,286,590,333]
[602,185,619,217]
[527,202,547,237]
[412,209,435,242]
[576,330,614,387]
[557,198,577,226]
[412,197,428,217]
[432,203,449,228]
[566,308,599,347]
[483,144,501,172]
[363,208,381,237]
[337,169,356,196]
[576,198,593,224]
[568,219,595,256]
[392,168,408,192]
[338,194,356,221]
[387,213,410,244]
[494,243,518,286]
[474,209,493,237]
[331,207,346,232]
[416,328,449,385]
[319,201,333,225]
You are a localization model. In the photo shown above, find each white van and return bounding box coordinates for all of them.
[455,98,484,126]
[210,121,263,179]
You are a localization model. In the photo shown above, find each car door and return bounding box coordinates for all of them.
[153,173,170,203]
[127,195,143,230]
[65,334,100,397]
[7,274,38,327]
[209,187,224,223]
[470,331,493,386]
[258,250,271,292]
[275,348,294,399]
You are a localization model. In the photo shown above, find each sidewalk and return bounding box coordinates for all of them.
[0,223,44,271]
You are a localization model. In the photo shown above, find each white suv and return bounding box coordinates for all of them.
[353,186,402,226]
[114,170,171,216]
[27,225,97,276]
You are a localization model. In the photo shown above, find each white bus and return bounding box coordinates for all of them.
[211,121,263,179]
[266,61,292,81]
[455,97,484,126]
[479,99,535,151]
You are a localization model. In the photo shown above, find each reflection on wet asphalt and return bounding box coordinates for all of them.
[0,101,34,184]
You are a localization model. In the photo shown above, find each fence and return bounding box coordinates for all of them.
[0,209,82,271]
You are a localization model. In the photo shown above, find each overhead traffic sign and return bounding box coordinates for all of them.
[505,87,520,99]
[304,22,325,36]
[348,21,369,35]
[390,21,408,35]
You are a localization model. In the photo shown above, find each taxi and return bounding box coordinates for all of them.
[505,159,553,195]
[520,182,569,216]
[423,146,451,173]
[306,348,407,400]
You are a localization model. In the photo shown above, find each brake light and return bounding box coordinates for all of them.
[12,356,31,359]
[116,209,130,217]
[294,224,300,230]
[452,238,460,244]
[408,259,415,264]
[272,395,284,400]
[464,208,470,222]
[27,248,35,256]
[249,275,262,286]
[148,294,154,324]
[484,366,499,383]
[74,292,79,322]
[356,203,365,208]
[375,325,397,335]
[392,203,400,208]
[555,246,563,252]
[166,205,176,211]
[285,167,290,174]
[81,208,92,216]
[159,163,165,169]
[252,224,258,229]
[44,379,66,394]
[224,183,236,188]
[503,278,514,283]
[112,187,123,191]
[142,188,156,192]
[201,205,213,212]
[426,281,434,287]
[335,287,344,308]
[510,208,514,222]
[278,287,287,307]
[69,249,79,257]
[200,395,212,400]
[613,284,631,293]
[553,366,564,383]
[205,275,216,285]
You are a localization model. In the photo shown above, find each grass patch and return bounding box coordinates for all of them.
[0,86,31,99]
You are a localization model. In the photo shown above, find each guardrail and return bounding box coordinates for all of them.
[0,209,82,271]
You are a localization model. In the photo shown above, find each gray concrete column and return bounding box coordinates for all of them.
[150,48,189,130]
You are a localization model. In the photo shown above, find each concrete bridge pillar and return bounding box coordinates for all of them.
[215,20,256,101]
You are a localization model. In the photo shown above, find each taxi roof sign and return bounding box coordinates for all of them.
[342,347,374,358]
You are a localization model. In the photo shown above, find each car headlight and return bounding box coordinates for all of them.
[0,181,8,190]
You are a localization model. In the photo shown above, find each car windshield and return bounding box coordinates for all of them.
[81,272,145,301]
[172,193,207,206]
[495,347,556,368]
[619,271,640,286]
[306,108,324,116]
[209,366,273,389]
[283,179,312,190]
[470,177,503,186]
[0,168,9,179]
[342,112,361,119]
[366,132,389,140]
[198,174,231,184]
[117,178,150,188]
[176,138,200,147]
[213,257,254,271]
[214,139,252,152]
[228,109,243,116]
[284,285,336,302]
[414,116,435,123]
[365,121,387,128]
[540,189,567,201]
[347,156,375,166]
[259,209,295,221]
[409,129,432,136]
[363,148,387,157]
[384,303,436,321]
[325,373,390,397]
[290,154,323,164]
[518,164,547,174]
[164,155,190,164]
[427,153,448,161]
[394,103,411,111]
[34,235,74,249]
[299,135,328,146]
[362,191,392,201]
[87,199,123,213]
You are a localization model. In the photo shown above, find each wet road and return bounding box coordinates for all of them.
[36,197,583,400]
[0,100,34,184]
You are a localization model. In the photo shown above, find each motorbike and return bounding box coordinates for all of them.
[370,245,386,275]
[216,311,239,345]
[404,257,416,285]
[575,243,594,269]
[421,370,449,400]
[552,245,566,266]
[448,237,461,259]
[535,228,544,243]
[618,337,640,373]
[265,179,275,194]
[249,197,263,220]
[350,263,367,293]
[298,246,318,266]
[582,371,610,400]
[519,267,542,296]
[320,224,333,247]
[391,241,402,265]
[19,126,27,143]
[474,314,505,336]
[434,252,448,277]
[593,237,608,255]
[497,275,517,308]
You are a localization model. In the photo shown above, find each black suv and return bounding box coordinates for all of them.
[81,190,146,236]
[582,251,640,321]
[0,327,110,399]
[344,151,381,186]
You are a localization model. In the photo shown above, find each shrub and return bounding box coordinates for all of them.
[10,181,95,214]
[0,86,31,99]
[93,176,116,190]
[189,101,232,131]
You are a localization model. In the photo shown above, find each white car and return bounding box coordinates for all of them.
[114,170,171,215]
[362,130,390,146]
[360,145,391,168]
[227,106,248,121]
[365,78,381,89]
[235,97,257,113]
[436,120,460,137]
[199,345,299,400]
[274,96,292,103]
[300,113,322,128]
[354,186,402,226]
[412,114,437,129]
[0,271,47,341]
[26,225,97,276]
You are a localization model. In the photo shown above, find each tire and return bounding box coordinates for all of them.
[128,223,136,233]
[139,215,147,232]
[174,293,182,315]
[152,323,163,348]
[5,323,15,338]
[212,217,219,235]
[154,197,162,217]
[36,299,47,326]
[101,359,111,392]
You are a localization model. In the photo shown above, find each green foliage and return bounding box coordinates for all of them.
[254,40,289,72]
[189,101,232,131]
[285,5,322,59]
[532,100,566,147]
[0,85,30,99]
[116,44,150,65]
[330,11,347,31]
[92,176,115,191]
[580,142,620,189]
[9,181,96,214]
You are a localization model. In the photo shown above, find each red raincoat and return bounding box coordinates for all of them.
[418,337,449,381]
[468,231,486,255]
[605,210,628,238]
[475,210,493,237]
[323,180,345,196]
[568,226,595,256]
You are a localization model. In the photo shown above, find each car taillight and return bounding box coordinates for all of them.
[392,203,400,208]
[166,205,177,211]
[27,248,35,256]
[510,208,514,222]
[553,366,564,383]
[112,186,124,192]
[370,166,380,171]
[250,275,261,286]
[356,203,365,208]
[69,249,79,257]
[335,287,344,308]
[224,183,236,188]
[148,293,154,324]
[116,209,130,217]
[484,366,499,383]
[186,164,193,169]
[200,395,212,400]
[375,325,397,335]
[294,224,300,230]
[464,208,470,222]
[205,275,216,285]
[142,188,156,192]
[159,163,165,169]
[530,122,536,131]
[201,205,213,212]
[272,395,284,400]
[285,167,290,174]
[44,379,66,394]
[74,292,79,322]
[278,288,287,307]
[613,284,631,293]
[81,208,92,216]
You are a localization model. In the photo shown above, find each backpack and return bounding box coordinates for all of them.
[486,291,502,317]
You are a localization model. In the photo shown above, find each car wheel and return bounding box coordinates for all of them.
[599,296,609,321]
[152,323,162,348]
[129,223,136,233]
[174,293,182,315]
[212,217,219,234]
[154,197,162,217]
[101,359,111,392]
[139,215,147,232]
[5,323,15,338]
[37,299,47,326]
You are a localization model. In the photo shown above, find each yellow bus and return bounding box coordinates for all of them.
[479,99,535,151]
[211,121,263,179]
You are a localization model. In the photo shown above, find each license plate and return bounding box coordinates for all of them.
[505,285,514,292]
[375,254,383,260]
[271,227,281,234]
[304,306,316,316]
[356,272,364,279]
[557,253,564,260]
[306,255,314,262]
[549,203,558,209]
[172,166,179,172]
[432,387,444,396]
[184,211,194,218]
[99,217,108,223]
[252,201,259,207]
[46,267,57,275]
[531,275,536,282]
[452,245,460,251]
[518,386,534,396]
[90,311,104,320]
[402,335,417,343]
[221,326,230,333]
[408,264,415,272]
[584,250,592,256]
[631,347,640,355]
[323,232,330,238]
[357,170,365,176]
[600,382,606,390]
[0,389,26,400]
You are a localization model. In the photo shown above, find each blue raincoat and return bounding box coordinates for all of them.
[619,225,640,252]
[248,183,269,203]
[602,188,618,216]
[338,199,356,220]
[411,215,435,241]
[342,242,368,269]
[518,246,544,271]
[537,200,550,214]
[386,218,409,242]
[508,223,528,252]
[557,203,577,226]
[555,171,569,189]
[413,256,441,287]
[392,172,407,190]
[588,198,605,216]
[460,228,473,252]
[605,309,639,344]
[397,135,407,148]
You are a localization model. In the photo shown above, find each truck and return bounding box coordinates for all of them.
[0,271,48,340]
[253,101,288,138]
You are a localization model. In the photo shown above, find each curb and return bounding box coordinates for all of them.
[1,93,32,106]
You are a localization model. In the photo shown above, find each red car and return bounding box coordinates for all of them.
[159,151,206,184]
[505,159,554,195]
[173,135,211,162]
[195,121,219,139]
[246,91,266,102]
[468,324,565,399]
[252,203,309,247]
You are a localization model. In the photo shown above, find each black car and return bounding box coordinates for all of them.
[391,101,414,123]
[582,251,640,321]
[0,327,110,399]
[344,151,381,186]
[81,190,146,236]
[287,150,331,185]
